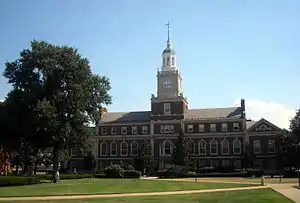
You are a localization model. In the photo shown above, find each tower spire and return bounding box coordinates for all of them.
[166,22,171,47]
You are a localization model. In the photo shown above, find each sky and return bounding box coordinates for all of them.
[0,0,299,129]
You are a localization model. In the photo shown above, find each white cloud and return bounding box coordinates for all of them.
[233,99,296,129]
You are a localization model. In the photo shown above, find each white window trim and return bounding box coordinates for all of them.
[199,124,205,132]
[170,125,175,133]
[164,103,171,115]
[131,141,139,156]
[198,140,207,155]
[101,127,107,135]
[210,139,218,155]
[233,123,240,132]
[142,126,148,134]
[110,141,117,156]
[120,141,128,156]
[162,140,173,156]
[160,125,165,133]
[221,123,228,132]
[221,139,230,155]
[99,142,107,156]
[186,140,196,155]
[187,124,194,133]
[268,140,276,153]
[132,126,137,134]
[111,127,116,134]
[253,140,261,154]
[71,148,76,156]
[210,124,216,132]
[121,126,127,134]
[232,139,242,155]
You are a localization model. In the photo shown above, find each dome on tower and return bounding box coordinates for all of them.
[162,47,176,54]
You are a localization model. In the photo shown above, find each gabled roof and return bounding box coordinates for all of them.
[100,106,243,124]
[101,111,151,124]
[246,118,282,132]
[184,107,242,120]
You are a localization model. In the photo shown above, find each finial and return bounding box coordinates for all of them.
[165,22,171,47]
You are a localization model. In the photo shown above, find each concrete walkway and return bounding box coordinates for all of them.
[0,186,268,201]
[270,184,300,203]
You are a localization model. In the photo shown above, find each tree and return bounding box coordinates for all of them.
[134,142,152,174]
[172,130,187,166]
[3,40,112,175]
[243,142,254,168]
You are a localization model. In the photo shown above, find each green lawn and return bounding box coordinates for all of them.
[2,188,293,203]
[0,179,254,197]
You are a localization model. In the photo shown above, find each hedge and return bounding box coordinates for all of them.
[0,176,40,187]
[123,170,142,179]
[37,173,101,180]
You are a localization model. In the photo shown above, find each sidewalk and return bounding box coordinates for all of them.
[0,185,268,201]
[270,184,300,203]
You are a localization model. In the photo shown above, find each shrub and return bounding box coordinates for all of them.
[104,164,124,178]
[197,166,216,173]
[158,165,189,178]
[246,168,264,177]
[0,176,40,187]
[123,170,142,179]
[218,166,235,173]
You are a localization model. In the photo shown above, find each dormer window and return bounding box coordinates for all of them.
[233,123,240,132]
[221,123,228,132]
[121,127,127,134]
[111,127,116,134]
[210,124,216,132]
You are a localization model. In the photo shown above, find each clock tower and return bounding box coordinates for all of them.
[151,23,188,120]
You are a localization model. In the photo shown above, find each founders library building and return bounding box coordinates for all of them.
[69,28,283,171]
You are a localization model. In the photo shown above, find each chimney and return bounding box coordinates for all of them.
[241,99,246,119]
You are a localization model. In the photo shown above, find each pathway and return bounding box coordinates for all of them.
[0,185,268,201]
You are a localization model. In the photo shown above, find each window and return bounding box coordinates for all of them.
[222,160,230,166]
[99,142,107,156]
[170,125,175,133]
[160,125,165,133]
[121,141,128,156]
[164,103,171,115]
[199,159,207,166]
[210,139,218,155]
[161,125,175,134]
[199,124,205,132]
[142,126,148,134]
[210,124,216,132]
[163,57,165,66]
[167,57,170,66]
[101,127,107,135]
[253,140,261,154]
[210,160,219,167]
[110,142,117,156]
[187,140,196,155]
[111,127,116,134]
[234,160,241,168]
[71,148,76,156]
[199,140,206,155]
[132,126,137,134]
[121,127,127,134]
[131,141,138,156]
[187,124,194,132]
[254,159,262,169]
[268,140,276,153]
[221,139,229,155]
[171,57,175,66]
[221,123,228,132]
[233,123,240,132]
[163,140,172,155]
[233,139,241,154]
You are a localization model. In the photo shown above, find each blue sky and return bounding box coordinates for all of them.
[0,0,299,128]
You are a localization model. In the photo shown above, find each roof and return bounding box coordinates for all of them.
[100,107,243,124]
[163,47,176,54]
[246,120,257,129]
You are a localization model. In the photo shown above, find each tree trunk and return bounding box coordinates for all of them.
[52,144,60,183]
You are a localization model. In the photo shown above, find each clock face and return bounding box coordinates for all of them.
[163,80,172,88]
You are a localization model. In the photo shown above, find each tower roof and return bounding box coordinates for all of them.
[162,22,175,54]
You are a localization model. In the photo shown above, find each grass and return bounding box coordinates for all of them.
[0,179,254,197]
[3,188,293,203]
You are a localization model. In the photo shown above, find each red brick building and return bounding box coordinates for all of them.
[69,28,283,171]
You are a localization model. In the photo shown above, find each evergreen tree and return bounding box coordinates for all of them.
[172,130,187,166]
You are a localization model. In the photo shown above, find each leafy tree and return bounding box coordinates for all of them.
[134,142,152,174]
[243,142,254,168]
[3,40,112,174]
[172,130,187,166]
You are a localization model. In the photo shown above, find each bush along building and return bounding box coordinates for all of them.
[69,25,283,172]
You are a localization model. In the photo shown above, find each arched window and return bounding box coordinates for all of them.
[210,139,218,155]
[99,141,107,156]
[167,57,170,66]
[233,139,241,154]
[131,141,138,156]
[198,140,206,155]
[163,140,172,155]
[171,57,175,66]
[186,140,196,155]
[120,141,128,156]
[221,139,229,155]
[110,141,117,156]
